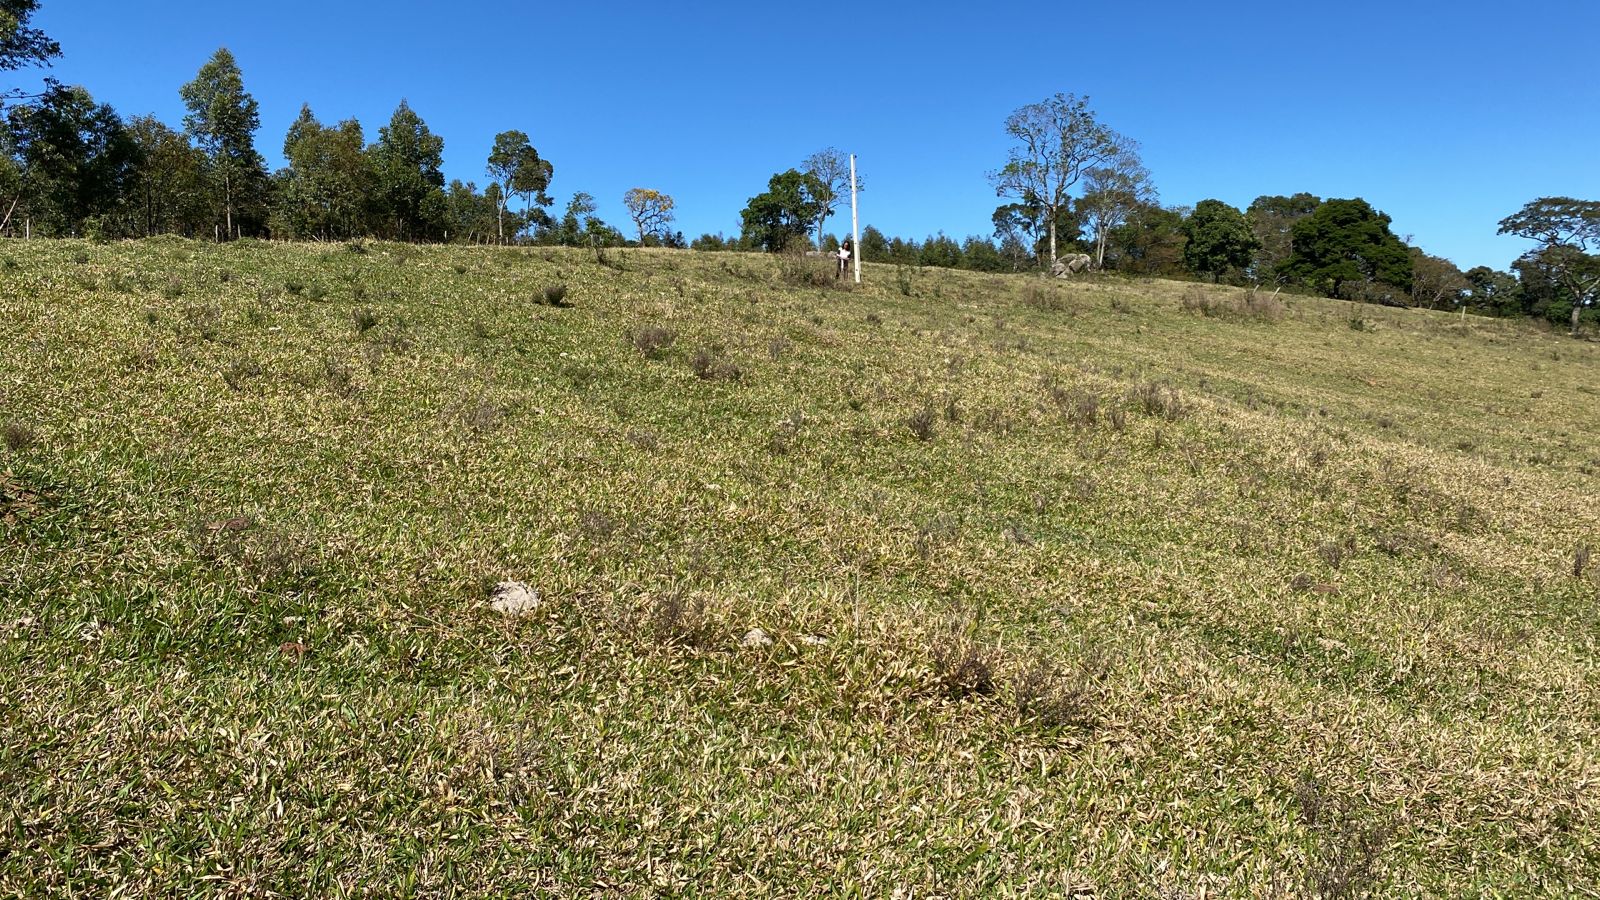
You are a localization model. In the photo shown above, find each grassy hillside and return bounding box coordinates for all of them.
[2,238,1597,897]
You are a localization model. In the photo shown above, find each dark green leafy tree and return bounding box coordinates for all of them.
[179,48,268,237]
[1,0,60,108]
[1105,202,1189,276]
[273,106,375,240]
[918,233,962,268]
[1278,198,1412,298]
[739,169,824,252]
[961,236,1006,272]
[124,114,208,236]
[368,99,447,241]
[859,224,889,262]
[1,0,58,71]
[1246,193,1320,282]
[1463,266,1522,317]
[1497,197,1600,334]
[3,83,138,236]
[486,130,552,243]
[1182,199,1259,282]
[989,93,1123,266]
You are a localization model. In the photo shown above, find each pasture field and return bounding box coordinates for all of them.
[2,238,1598,897]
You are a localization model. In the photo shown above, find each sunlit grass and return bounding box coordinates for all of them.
[2,237,1597,896]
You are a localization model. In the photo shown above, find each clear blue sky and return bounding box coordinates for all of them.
[20,0,1600,270]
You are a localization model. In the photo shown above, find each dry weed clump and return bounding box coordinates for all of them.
[1181,285,1286,321]
[690,344,743,381]
[632,324,676,358]
[1129,381,1187,420]
[907,405,938,442]
[931,636,999,700]
[2,422,36,453]
[1011,656,1097,729]
[1022,283,1070,311]
[647,590,719,649]
[1293,774,1395,898]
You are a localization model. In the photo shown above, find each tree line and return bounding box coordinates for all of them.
[3,3,1595,333]
[0,34,674,249]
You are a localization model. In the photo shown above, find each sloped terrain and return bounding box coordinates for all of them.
[2,238,1598,896]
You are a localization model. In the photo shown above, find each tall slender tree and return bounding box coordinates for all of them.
[485,130,552,243]
[1078,135,1154,269]
[179,48,267,238]
[275,105,374,240]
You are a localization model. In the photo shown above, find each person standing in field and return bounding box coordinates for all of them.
[836,237,852,279]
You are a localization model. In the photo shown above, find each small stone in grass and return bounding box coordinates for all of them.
[490,581,541,616]
[740,628,773,649]
[799,634,828,647]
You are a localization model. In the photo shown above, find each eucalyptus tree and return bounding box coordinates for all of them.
[486,130,552,242]
[276,105,375,240]
[180,48,268,237]
[369,100,447,241]
[990,93,1124,266]
[1078,135,1154,269]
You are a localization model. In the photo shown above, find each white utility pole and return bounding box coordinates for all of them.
[850,153,861,284]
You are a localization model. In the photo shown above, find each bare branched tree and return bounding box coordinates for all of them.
[989,93,1124,266]
[623,187,675,245]
[1078,136,1155,269]
[801,147,862,248]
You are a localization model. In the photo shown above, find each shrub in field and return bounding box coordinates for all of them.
[1181,285,1286,321]
[3,422,36,452]
[907,405,937,441]
[690,345,742,381]
[542,283,571,307]
[632,325,675,359]
[1129,381,1186,420]
[931,636,998,700]
[1576,545,1592,579]
[352,309,379,333]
